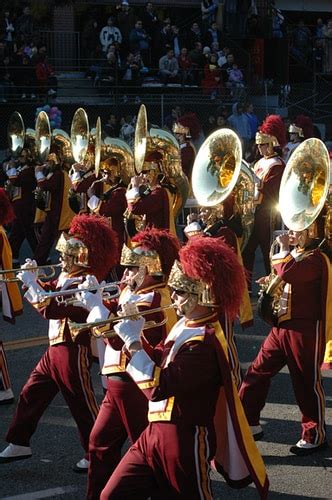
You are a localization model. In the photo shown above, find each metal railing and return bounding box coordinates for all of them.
[39,31,81,71]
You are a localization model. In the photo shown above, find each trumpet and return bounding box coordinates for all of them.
[37,282,121,305]
[69,303,176,338]
[0,264,62,283]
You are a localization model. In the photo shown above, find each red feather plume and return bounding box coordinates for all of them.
[132,227,180,276]
[294,114,314,139]
[69,214,118,281]
[179,236,246,320]
[260,114,287,147]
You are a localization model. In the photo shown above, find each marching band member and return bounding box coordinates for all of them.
[125,152,177,237]
[87,158,127,263]
[5,148,38,265]
[0,188,23,404]
[33,153,75,265]
[240,222,331,455]
[184,201,252,390]
[77,228,179,499]
[242,115,286,292]
[68,159,97,214]
[93,236,268,499]
[173,117,196,180]
[0,214,118,471]
[283,114,314,163]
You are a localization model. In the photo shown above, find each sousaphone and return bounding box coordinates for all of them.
[7,111,25,157]
[279,137,330,231]
[134,104,189,217]
[35,111,51,163]
[71,107,90,164]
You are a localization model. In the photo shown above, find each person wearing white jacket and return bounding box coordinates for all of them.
[99,17,122,52]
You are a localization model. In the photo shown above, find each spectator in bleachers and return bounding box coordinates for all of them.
[178,47,195,86]
[291,19,312,64]
[204,21,223,47]
[315,18,325,39]
[227,102,251,153]
[188,41,205,84]
[245,102,259,143]
[159,20,173,49]
[223,0,238,35]
[170,25,184,59]
[121,51,144,87]
[81,19,100,63]
[158,48,179,85]
[100,47,121,90]
[164,105,182,131]
[187,22,203,49]
[323,19,332,72]
[216,114,229,129]
[203,113,216,136]
[35,53,57,99]
[272,6,285,38]
[201,52,223,99]
[16,54,36,99]
[141,2,160,41]
[15,5,34,40]
[217,45,230,67]
[201,0,218,31]
[100,17,122,53]
[129,20,151,64]
[0,55,15,101]
[1,10,15,53]
[227,62,245,99]
[116,1,136,52]
[220,52,235,81]
[119,114,135,147]
[104,114,120,137]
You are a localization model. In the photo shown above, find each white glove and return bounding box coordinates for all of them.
[17,259,38,287]
[75,275,104,311]
[113,317,145,350]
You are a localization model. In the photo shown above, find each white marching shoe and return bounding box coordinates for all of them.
[0,443,32,463]
[72,457,89,473]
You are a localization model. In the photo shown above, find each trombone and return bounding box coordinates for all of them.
[0,264,62,283]
[37,282,121,305]
[69,303,177,338]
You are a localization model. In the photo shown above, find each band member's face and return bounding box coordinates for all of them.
[289,132,300,142]
[142,169,158,185]
[60,252,81,274]
[257,143,269,156]
[123,265,146,290]
[171,289,198,316]
[288,229,308,247]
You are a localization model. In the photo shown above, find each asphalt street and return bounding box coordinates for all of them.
[0,248,331,499]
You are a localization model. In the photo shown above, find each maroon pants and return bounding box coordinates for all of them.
[239,320,326,445]
[242,210,272,291]
[0,341,11,390]
[33,215,61,265]
[87,376,148,500]
[101,422,215,500]
[6,343,99,453]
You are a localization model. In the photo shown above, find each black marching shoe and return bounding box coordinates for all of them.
[289,439,328,456]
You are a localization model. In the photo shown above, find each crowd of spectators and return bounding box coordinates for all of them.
[82,1,251,100]
[0,6,57,102]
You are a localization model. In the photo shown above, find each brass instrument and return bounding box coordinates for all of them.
[7,111,25,157]
[52,128,73,164]
[258,137,331,325]
[100,136,135,185]
[0,263,62,283]
[135,104,189,216]
[71,108,90,163]
[189,128,255,248]
[36,281,120,305]
[35,111,51,163]
[69,303,176,337]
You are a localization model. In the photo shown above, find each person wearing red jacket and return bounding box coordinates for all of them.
[33,153,75,265]
[0,214,118,472]
[240,224,331,456]
[86,236,269,500]
[5,148,37,264]
[242,115,286,292]
[76,228,179,499]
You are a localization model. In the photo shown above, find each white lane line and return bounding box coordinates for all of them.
[2,486,79,499]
